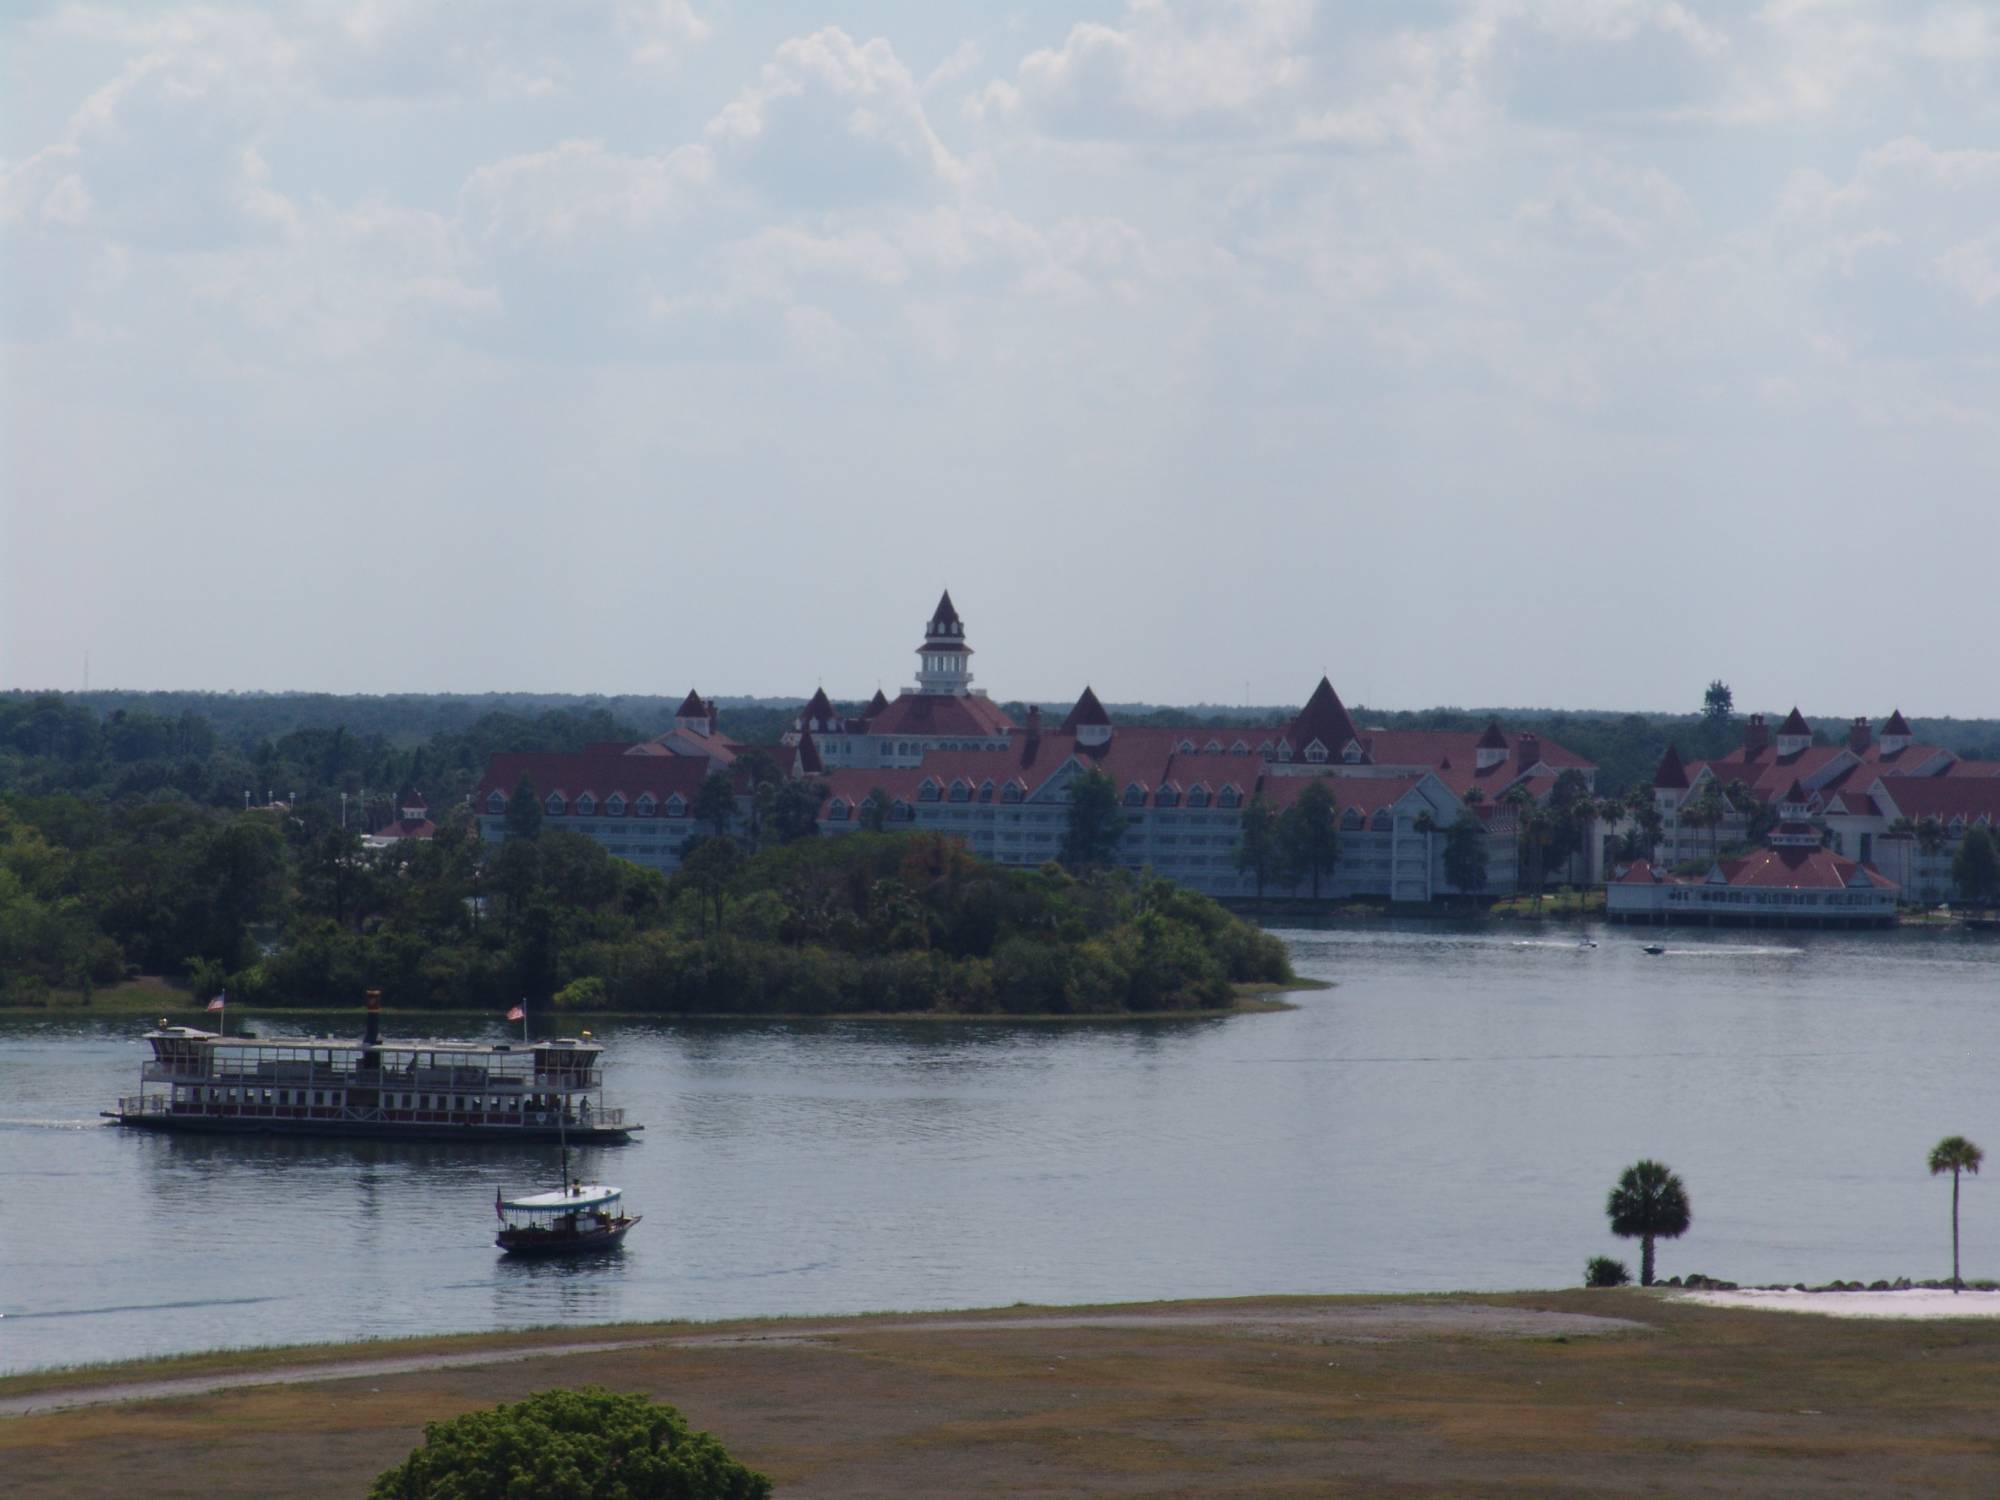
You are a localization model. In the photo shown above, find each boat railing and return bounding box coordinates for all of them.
[141,1060,602,1090]
[116,1094,172,1117]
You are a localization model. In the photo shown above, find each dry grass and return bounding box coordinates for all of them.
[6,1292,2000,1497]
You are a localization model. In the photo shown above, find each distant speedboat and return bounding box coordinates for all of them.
[1577,938,1598,949]
[1641,944,1667,956]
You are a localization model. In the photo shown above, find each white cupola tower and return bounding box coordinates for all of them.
[915,590,974,696]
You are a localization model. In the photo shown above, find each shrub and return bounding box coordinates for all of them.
[368,1385,771,1500]
[1585,1255,1631,1288]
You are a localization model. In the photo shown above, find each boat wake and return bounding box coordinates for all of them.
[0,1117,107,1131]
[2,1295,280,1322]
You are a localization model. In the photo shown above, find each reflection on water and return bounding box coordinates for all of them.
[3,920,1997,1373]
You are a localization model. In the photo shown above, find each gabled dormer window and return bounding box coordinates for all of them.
[1178,739,1196,754]
[1342,742,1364,763]
[829,799,850,822]
[1123,783,1147,807]
[486,791,505,815]
[1156,784,1179,807]
[949,779,970,803]
[892,800,913,822]
[1002,782,1023,804]
[605,794,626,817]
[1305,740,1328,763]
[977,780,994,803]
[1206,739,1223,754]
[1340,807,1364,831]
[1232,741,1250,755]
[636,793,656,817]
[576,793,596,816]
[919,779,941,803]
[1186,785,1210,808]
[1217,785,1241,809]
[1276,743,1293,763]
[665,793,686,818]
[1371,809,1393,831]
[546,793,567,816]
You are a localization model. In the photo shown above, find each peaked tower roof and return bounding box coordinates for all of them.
[795,728,824,776]
[1779,707,1810,736]
[1476,720,1508,751]
[929,590,961,629]
[867,688,890,714]
[1291,676,1359,751]
[801,687,836,723]
[1883,708,1912,736]
[675,689,706,718]
[1654,743,1690,790]
[1061,686,1111,731]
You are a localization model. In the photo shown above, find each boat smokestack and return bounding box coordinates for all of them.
[364,989,383,1049]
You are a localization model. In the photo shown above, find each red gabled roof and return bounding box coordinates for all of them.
[1653,743,1690,790]
[1872,777,2000,825]
[372,817,436,841]
[674,689,706,718]
[864,691,1017,738]
[1476,720,1508,751]
[1290,677,1359,754]
[476,751,712,807]
[1778,707,1810,736]
[1614,859,1663,885]
[1882,709,1912,737]
[1061,686,1111,731]
[1715,845,1895,891]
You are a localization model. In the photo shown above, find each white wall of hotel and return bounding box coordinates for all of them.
[480,768,1534,902]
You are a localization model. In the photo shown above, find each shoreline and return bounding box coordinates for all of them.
[0,978,1327,1023]
[8,1291,2000,1499]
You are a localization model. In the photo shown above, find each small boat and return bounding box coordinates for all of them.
[1641,944,1667,956]
[495,1182,640,1257]
[1576,938,1598,950]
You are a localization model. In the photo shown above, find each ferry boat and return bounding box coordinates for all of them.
[104,993,640,1144]
[496,1183,641,1256]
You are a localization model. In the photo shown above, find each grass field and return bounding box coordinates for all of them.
[6,1291,1998,1497]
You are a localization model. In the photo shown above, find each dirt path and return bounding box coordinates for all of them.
[0,1301,1642,1419]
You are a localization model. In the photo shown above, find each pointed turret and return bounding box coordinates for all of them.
[1475,718,1509,770]
[867,688,890,715]
[1653,743,1690,791]
[799,687,837,732]
[930,590,962,631]
[1290,677,1359,759]
[1775,706,1811,757]
[1062,686,1113,747]
[795,728,824,776]
[915,592,973,695]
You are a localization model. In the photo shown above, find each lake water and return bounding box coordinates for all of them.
[3,922,1996,1375]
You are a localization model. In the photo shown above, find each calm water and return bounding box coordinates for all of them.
[3,922,1996,1374]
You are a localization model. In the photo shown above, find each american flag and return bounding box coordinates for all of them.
[206,992,226,1012]
[506,1004,526,1022]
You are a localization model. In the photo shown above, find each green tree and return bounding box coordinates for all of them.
[1061,768,1127,869]
[504,775,543,840]
[1928,1135,1985,1292]
[771,779,826,844]
[1702,680,1734,725]
[1687,780,1729,863]
[1606,1159,1692,1287]
[1952,825,2000,907]
[368,1385,771,1500]
[1277,780,1339,900]
[694,771,738,840]
[1443,811,1487,894]
[860,787,892,833]
[675,835,741,936]
[1234,793,1280,898]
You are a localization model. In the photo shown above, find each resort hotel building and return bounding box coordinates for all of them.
[474,593,1603,901]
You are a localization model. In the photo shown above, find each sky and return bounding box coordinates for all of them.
[3,1,1997,717]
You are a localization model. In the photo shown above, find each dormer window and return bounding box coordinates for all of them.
[919,780,941,802]
[1342,742,1363,764]
[605,794,625,817]
[1232,741,1250,756]
[829,799,850,822]
[949,780,970,803]
[575,793,596,816]
[1305,741,1328,763]
[665,793,686,818]
[1370,809,1393,832]
[1277,743,1293,763]
[1217,785,1241,809]
[892,800,913,822]
[1178,739,1196,754]
[977,780,994,803]
[486,791,505,815]
[1187,785,1210,808]
[545,793,566,816]
[1123,783,1147,807]
[1341,807,1364,831]
[1002,783,1023,804]
[636,793,656,816]
[1206,740,1223,754]
[1156,784,1179,807]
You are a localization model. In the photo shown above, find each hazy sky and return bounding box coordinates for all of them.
[4,1,1997,716]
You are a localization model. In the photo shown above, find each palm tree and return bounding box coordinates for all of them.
[1928,1136,1985,1292]
[1606,1159,1692,1287]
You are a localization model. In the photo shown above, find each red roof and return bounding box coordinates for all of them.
[476,751,712,807]
[1290,677,1359,755]
[372,817,436,841]
[1061,686,1111,731]
[1715,846,1895,891]
[866,691,1017,738]
[1871,777,2000,825]
[1778,707,1810,735]
[674,689,706,718]
[1882,709,1912,736]
[1653,744,1689,790]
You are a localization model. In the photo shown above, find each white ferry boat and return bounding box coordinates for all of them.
[104,993,639,1144]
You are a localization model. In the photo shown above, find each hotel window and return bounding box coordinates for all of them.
[487,792,505,814]
[606,794,625,817]
[829,800,850,821]
[545,793,565,815]
[577,793,596,816]
[637,794,656,816]
[978,781,994,803]
[1218,787,1240,809]
[920,782,941,802]
[1156,786,1180,807]
[949,781,970,802]
[1124,784,1146,807]
[1187,787,1210,808]
[1002,784,1023,803]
